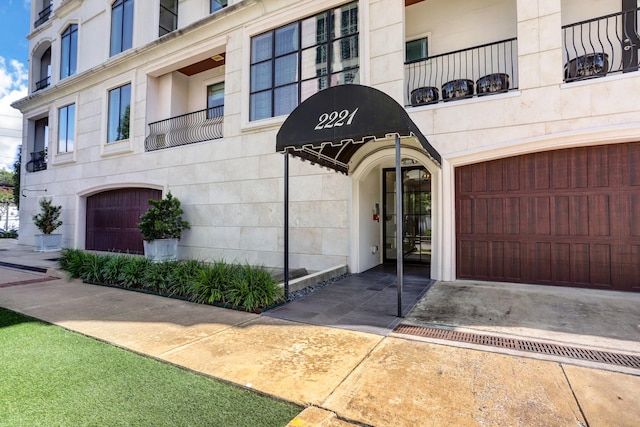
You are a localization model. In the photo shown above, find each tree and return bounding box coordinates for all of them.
[12,151,20,209]
[0,188,14,231]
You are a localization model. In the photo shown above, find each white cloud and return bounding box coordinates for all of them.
[0,57,27,171]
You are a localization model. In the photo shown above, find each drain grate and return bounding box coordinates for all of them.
[393,324,640,369]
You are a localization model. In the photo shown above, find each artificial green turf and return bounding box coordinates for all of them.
[0,307,301,427]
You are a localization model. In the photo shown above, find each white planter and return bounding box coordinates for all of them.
[143,238,178,262]
[34,234,62,252]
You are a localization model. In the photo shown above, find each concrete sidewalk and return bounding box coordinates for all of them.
[0,240,639,426]
[0,269,637,426]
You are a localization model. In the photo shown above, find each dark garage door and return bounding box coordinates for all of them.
[456,143,640,292]
[86,188,161,254]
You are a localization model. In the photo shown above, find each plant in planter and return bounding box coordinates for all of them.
[32,197,63,252]
[138,192,190,262]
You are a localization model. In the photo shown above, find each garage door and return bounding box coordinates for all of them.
[86,188,161,254]
[456,143,640,292]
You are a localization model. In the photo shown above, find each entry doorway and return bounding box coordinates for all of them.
[383,166,432,265]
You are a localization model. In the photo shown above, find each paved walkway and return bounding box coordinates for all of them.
[0,240,639,426]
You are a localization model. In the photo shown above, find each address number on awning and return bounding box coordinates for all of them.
[315,108,359,131]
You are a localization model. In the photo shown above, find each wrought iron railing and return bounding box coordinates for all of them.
[34,3,52,28]
[145,106,224,151]
[35,76,50,92]
[26,151,47,172]
[563,8,640,83]
[405,38,518,107]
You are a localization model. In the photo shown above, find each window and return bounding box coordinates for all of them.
[207,82,225,118]
[159,0,177,36]
[108,83,131,142]
[249,1,359,121]
[60,24,78,79]
[27,117,48,172]
[35,46,51,91]
[35,0,52,28]
[58,104,75,153]
[210,0,228,13]
[405,37,428,63]
[110,0,134,56]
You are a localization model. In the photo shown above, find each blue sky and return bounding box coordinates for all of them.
[0,0,30,171]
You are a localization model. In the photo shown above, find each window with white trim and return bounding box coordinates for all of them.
[249,1,359,121]
[107,83,131,142]
[110,0,133,56]
[60,24,78,79]
[58,103,75,153]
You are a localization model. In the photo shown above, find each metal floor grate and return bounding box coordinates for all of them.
[393,324,640,369]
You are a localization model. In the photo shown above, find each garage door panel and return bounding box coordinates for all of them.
[553,196,569,236]
[589,194,611,237]
[570,243,591,285]
[455,143,640,291]
[629,143,640,186]
[552,243,571,283]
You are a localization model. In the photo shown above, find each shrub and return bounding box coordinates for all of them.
[58,249,86,278]
[80,253,110,283]
[119,256,150,288]
[138,192,190,241]
[57,251,284,311]
[167,259,204,297]
[226,264,283,311]
[33,198,63,234]
[190,261,237,304]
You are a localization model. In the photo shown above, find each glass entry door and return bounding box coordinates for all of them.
[383,166,432,264]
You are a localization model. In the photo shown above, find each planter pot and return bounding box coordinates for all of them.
[34,234,62,252]
[143,238,178,263]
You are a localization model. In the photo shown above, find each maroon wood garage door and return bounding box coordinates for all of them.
[86,188,161,254]
[456,143,640,292]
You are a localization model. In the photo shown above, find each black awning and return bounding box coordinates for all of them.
[276,84,441,174]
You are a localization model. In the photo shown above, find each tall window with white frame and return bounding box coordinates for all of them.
[159,0,177,36]
[210,0,227,13]
[249,1,359,121]
[58,104,75,153]
[60,24,78,79]
[107,84,131,142]
[110,0,134,57]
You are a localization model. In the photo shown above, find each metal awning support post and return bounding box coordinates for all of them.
[395,134,404,317]
[284,152,289,300]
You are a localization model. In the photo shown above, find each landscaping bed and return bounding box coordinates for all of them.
[58,249,284,312]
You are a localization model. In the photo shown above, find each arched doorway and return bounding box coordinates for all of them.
[276,84,442,315]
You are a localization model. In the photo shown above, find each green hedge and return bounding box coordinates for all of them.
[58,249,283,311]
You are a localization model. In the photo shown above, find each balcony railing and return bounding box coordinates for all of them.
[26,151,47,173]
[34,3,52,28]
[35,76,50,92]
[405,38,518,107]
[563,8,640,83]
[145,106,224,151]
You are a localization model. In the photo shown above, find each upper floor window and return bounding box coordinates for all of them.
[58,104,76,153]
[60,24,78,79]
[249,1,359,121]
[406,37,428,63]
[26,117,48,172]
[35,46,51,92]
[108,83,131,142]
[211,0,228,14]
[35,1,52,28]
[159,0,178,36]
[110,0,134,57]
[207,82,225,118]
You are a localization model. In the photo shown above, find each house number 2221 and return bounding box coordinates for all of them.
[314,108,359,130]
